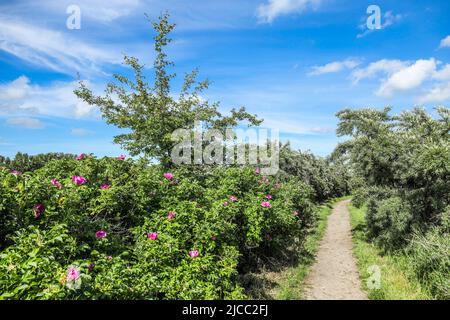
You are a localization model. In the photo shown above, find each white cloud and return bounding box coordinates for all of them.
[351,59,409,84]
[433,64,450,81]
[351,58,450,102]
[357,11,403,38]
[0,76,31,100]
[376,59,437,97]
[0,19,121,76]
[309,59,361,76]
[0,76,98,119]
[418,83,450,104]
[439,35,450,48]
[71,128,95,136]
[257,0,322,23]
[6,117,45,129]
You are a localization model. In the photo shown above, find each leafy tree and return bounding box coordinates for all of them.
[336,106,450,248]
[0,152,76,172]
[74,13,261,166]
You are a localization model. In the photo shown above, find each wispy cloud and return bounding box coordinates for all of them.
[6,117,45,129]
[71,128,95,136]
[257,0,323,23]
[439,35,450,48]
[418,82,450,104]
[357,11,403,38]
[263,118,333,135]
[309,59,361,76]
[0,18,121,76]
[0,76,98,119]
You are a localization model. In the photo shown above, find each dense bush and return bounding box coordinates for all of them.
[407,226,450,300]
[336,107,450,298]
[0,155,322,299]
[279,143,350,202]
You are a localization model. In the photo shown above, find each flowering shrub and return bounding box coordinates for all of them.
[0,156,321,299]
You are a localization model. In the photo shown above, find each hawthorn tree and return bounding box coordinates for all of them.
[75,13,261,166]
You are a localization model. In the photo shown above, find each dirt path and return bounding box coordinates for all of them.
[303,200,367,300]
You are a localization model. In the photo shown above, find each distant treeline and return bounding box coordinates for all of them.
[0,152,76,173]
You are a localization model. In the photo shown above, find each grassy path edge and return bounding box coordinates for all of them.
[347,203,432,300]
[272,196,352,299]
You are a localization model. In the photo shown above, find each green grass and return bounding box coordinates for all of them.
[348,203,432,300]
[272,196,352,299]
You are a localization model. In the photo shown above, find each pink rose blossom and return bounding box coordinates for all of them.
[163,172,173,180]
[67,267,80,282]
[100,184,111,189]
[33,203,45,219]
[10,170,22,175]
[265,194,272,200]
[189,250,199,258]
[229,195,238,202]
[51,179,62,188]
[75,153,86,161]
[116,155,126,160]
[95,230,107,238]
[261,201,271,208]
[167,211,176,220]
[147,232,158,240]
[72,176,87,185]
[223,201,229,206]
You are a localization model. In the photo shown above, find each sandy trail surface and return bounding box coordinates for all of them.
[303,200,367,300]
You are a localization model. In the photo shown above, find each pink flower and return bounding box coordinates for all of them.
[75,153,86,161]
[163,172,173,180]
[147,232,158,240]
[229,195,238,202]
[189,250,199,258]
[293,211,299,217]
[51,179,62,188]
[67,267,80,282]
[255,167,261,174]
[100,184,111,189]
[167,211,176,220]
[223,201,229,206]
[95,230,107,238]
[72,176,87,185]
[211,236,217,241]
[33,203,45,219]
[265,194,273,200]
[106,256,113,261]
[261,201,271,208]
[116,155,126,160]
[10,170,22,175]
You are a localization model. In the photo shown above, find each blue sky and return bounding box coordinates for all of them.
[1,0,450,158]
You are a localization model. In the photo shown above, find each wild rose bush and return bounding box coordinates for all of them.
[0,156,317,299]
